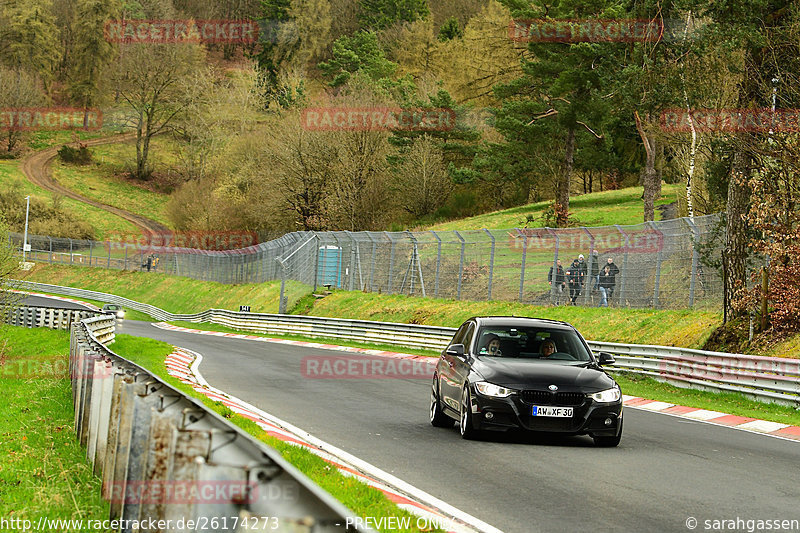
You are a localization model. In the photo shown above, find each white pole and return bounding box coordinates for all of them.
[22,195,30,263]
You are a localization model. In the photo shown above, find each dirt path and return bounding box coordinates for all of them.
[20,133,170,237]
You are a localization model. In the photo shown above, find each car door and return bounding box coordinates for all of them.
[447,322,476,412]
[439,321,470,413]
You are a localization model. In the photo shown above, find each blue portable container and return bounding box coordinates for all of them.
[317,246,342,287]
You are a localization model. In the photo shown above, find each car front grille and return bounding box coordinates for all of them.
[520,390,586,406]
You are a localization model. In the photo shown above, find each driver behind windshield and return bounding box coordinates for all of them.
[481,334,502,356]
[540,339,556,358]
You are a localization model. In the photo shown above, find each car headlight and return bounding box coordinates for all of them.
[117,311,124,318]
[590,386,621,403]
[475,381,514,398]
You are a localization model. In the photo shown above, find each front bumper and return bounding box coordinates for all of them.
[468,387,622,436]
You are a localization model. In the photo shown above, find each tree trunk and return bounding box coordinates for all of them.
[635,111,659,222]
[556,126,575,227]
[724,148,752,322]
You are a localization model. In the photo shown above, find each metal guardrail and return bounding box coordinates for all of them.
[19,280,800,406]
[73,315,362,531]
[5,305,109,337]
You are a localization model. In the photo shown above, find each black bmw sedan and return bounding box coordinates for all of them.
[430,316,623,446]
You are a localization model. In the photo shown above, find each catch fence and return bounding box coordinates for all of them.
[9,214,723,310]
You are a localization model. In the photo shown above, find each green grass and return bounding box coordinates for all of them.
[21,263,312,315]
[0,326,109,525]
[0,159,139,239]
[111,334,442,533]
[613,373,800,426]
[26,130,107,151]
[309,290,721,349]
[52,139,176,228]
[429,184,682,231]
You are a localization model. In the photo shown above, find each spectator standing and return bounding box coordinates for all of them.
[590,249,600,292]
[605,257,620,299]
[598,265,614,307]
[548,259,566,304]
[566,258,584,305]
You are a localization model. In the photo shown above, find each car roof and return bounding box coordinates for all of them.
[470,316,576,331]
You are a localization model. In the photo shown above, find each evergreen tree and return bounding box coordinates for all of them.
[318,31,398,87]
[358,0,429,30]
[438,16,463,41]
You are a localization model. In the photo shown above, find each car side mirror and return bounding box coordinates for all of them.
[446,344,465,357]
[597,352,615,366]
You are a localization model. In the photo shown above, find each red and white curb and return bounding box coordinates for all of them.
[164,346,501,533]
[11,289,101,311]
[622,395,800,442]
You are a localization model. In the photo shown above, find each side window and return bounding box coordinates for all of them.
[463,323,476,353]
[450,323,469,346]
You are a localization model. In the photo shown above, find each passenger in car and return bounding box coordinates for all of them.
[482,334,502,356]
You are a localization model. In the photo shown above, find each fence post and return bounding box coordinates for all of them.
[345,231,356,291]
[581,227,595,306]
[547,228,559,305]
[69,238,73,265]
[313,234,320,292]
[385,232,396,295]
[614,225,629,306]
[124,246,128,270]
[366,233,376,292]
[648,221,664,308]
[483,229,495,301]
[89,240,93,266]
[332,233,342,289]
[277,258,287,314]
[454,231,465,300]
[518,229,528,302]
[685,218,700,307]
[48,237,53,263]
[431,230,441,298]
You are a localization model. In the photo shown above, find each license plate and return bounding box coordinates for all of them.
[532,406,573,417]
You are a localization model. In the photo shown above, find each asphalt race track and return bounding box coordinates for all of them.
[110,320,800,533]
[21,294,97,311]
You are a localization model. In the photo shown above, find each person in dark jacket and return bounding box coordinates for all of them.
[590,249,600,292]
[548,259,566,304]
[566,258,584,305]
[598,258,620,307]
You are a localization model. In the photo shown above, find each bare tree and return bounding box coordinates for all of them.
[0,67,44,153]
[394,135,452,217]
[111,43,202,180]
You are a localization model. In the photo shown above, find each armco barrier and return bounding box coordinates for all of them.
[18,280,800,406]
[73,315,364,531]
[6,305,104,334]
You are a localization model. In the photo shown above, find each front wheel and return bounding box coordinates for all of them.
[430,378,454,428]
[459,387,478,439]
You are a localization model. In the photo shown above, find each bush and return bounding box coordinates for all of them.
[57,144,92,165]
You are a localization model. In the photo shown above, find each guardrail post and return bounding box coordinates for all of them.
[431,230,442,298]
[517,230,528,302]
[547,228,560,305]
[648,221,664,308]
[614,225,629,306]
[454,231,465,300]
[483,229,495,300]
[581,228,595,306]
[685,217,700,307]
[385,232,396,295]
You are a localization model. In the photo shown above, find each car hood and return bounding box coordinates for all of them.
[472,358,614,391]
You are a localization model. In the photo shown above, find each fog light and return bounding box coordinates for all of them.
[604,417,613,426]
[485,412,494,420]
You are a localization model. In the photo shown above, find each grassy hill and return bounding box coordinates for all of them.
[429,184,683,231]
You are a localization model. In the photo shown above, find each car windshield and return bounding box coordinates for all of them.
[105,305,120,310]
[475,326,592,363]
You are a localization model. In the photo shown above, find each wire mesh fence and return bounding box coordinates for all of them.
[9,214,724,310]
